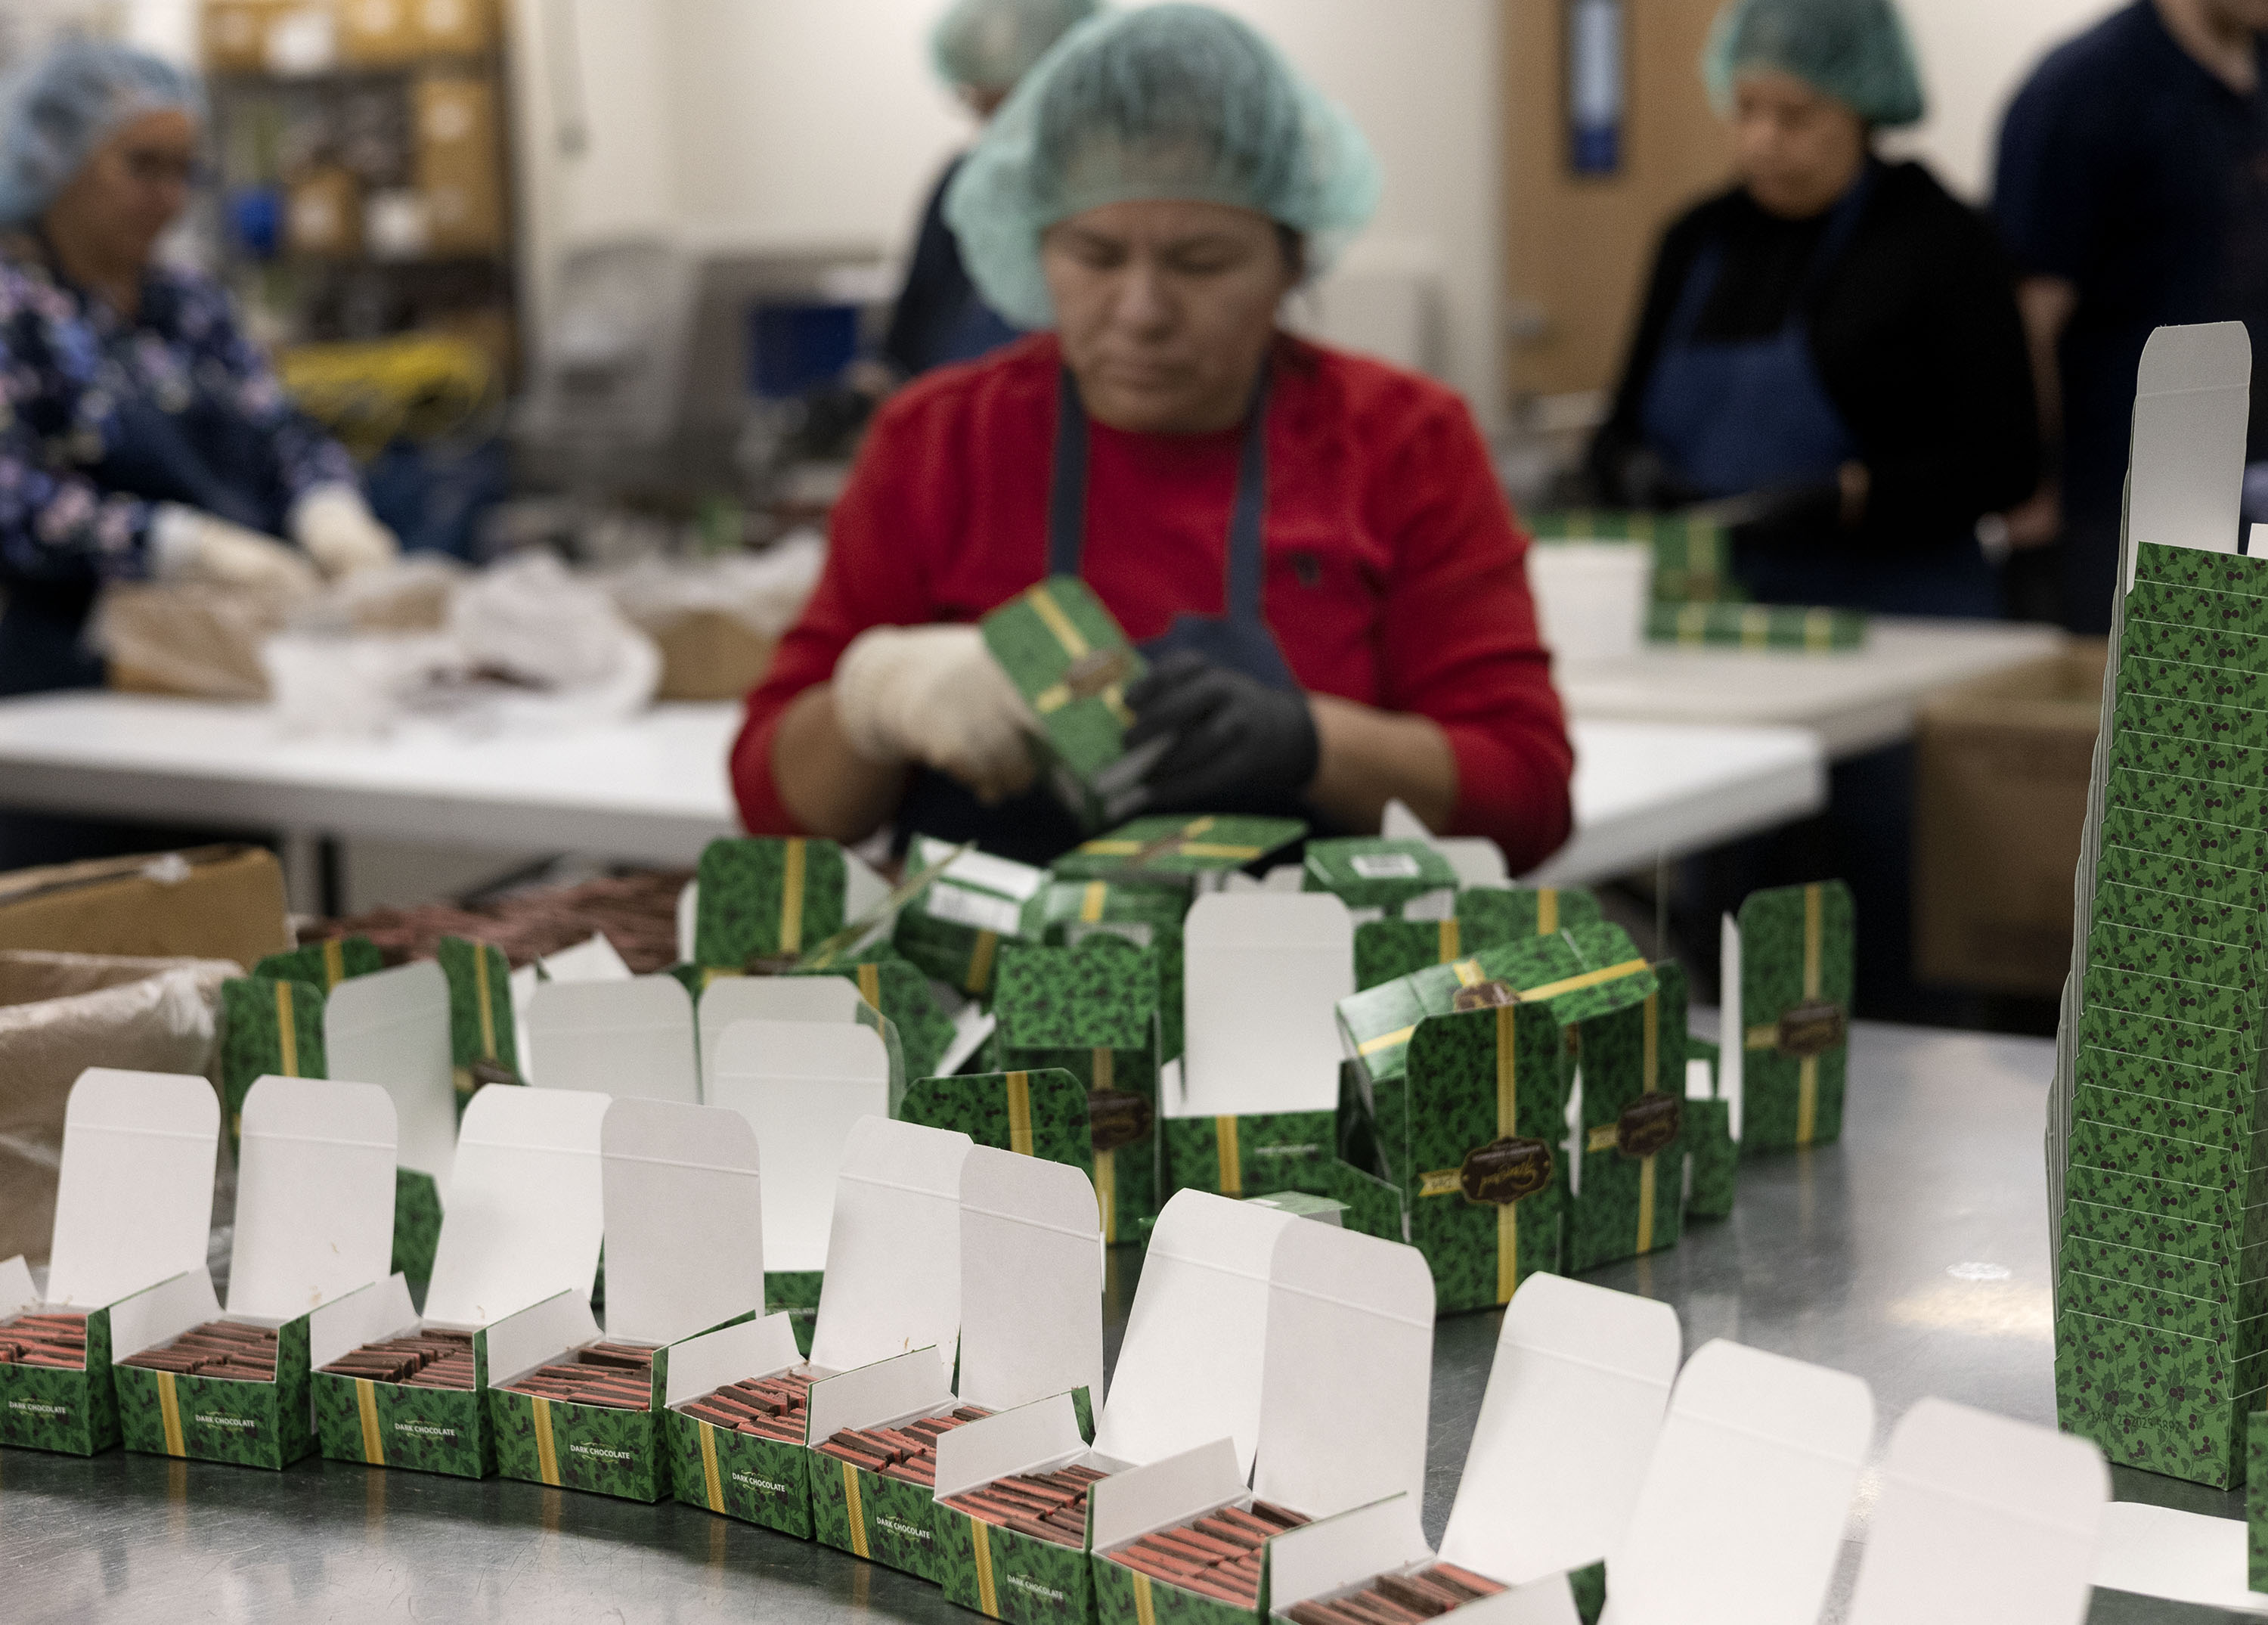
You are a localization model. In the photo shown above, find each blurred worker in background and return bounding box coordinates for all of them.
[878,0,1100,380]
[0,36,395,701]
[736,5,1574,868]
[1995,0,2268,634]
[1589,0,2037,619]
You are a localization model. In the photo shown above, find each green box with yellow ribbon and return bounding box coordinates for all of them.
[1728,881,1854,1155]
[894,836,1049,1001]
[437,935,522,1109]
[310,1323,496,1479]
[1035,878,1192,1060]
[899,1068,1095,1178]
[1352,887,1603,991]
[1301,837,1460,917]
[983,575,1150,830]
[254,934,383,993]
[1647,600,1867,650]
[1049,814,1306,887]
[0,1298,119,1455]
[1567,963,1689,1272]
[694,836,850,971]
[114,1309,315,1471]
[1682,1038,1737,1220]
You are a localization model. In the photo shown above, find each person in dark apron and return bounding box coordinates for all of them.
[733,7,1578,874]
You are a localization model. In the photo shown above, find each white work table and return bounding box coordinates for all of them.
[0,695,1821,896]
[1557,615,2065,758]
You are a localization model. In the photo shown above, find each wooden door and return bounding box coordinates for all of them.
[1503,0,1736,403]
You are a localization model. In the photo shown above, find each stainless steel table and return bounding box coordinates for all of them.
[0,1022,2242,1623]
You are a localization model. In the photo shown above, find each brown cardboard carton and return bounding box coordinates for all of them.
[0,846,290,971]
[202,1,282,71]
[412,0,495,54]
[337,0,420,64]
[288,168,363,259]
[1915,643,2104,994]
[414,74,503,255]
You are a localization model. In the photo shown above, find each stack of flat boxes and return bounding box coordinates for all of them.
[2056,540,2268,1488]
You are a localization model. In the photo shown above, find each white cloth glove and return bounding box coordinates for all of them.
[290,484,400,578]
[833,623,1038,803]
[149,504,321,594]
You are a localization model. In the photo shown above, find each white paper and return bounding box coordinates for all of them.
[2124,321,2251,589]
[810,1117,971,1385]
[698,975,867,1101]
[45,1068,218,1310]
[707,1020,891,1273]
[600,1098,765,1347]
[1846,1398,2105,1625]
[422,1085,609,1329]
[325,959,457,1198]
[959,1146,1105,1413]
[1718,913,1743,1143]
[916,837,1047,903]
[1602,1339,1873,1625]
[525,975,699,1102]
[229,1077,398,1320]
[2091,1502,2268,1615]
[1179,894,1354,1118]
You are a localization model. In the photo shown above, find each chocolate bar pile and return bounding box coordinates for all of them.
[677,1369,815,1444]
[941,1461,1105,1548]
[496,1341,656,1410]
[1105,1499,1312,1606]
[118,1320,277,1381]
[318,1328,476,1389]
[0,1311,86,1369]
[1281,1561,1508,1623]
[813,1404,993,1488]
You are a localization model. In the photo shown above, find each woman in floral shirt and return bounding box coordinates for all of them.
[0,38,396,697]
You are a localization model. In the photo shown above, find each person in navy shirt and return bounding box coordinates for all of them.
[1995,0,2268,632]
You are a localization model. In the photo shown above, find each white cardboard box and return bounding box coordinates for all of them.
[525,975,699,1102]
[1177,894,1353,1118]
[325,960,457,1201]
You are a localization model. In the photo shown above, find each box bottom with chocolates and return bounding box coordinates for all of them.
[668,1366,818,1537]
[489,1339,672,1501]
[312,1325,491,1478]
[808,1403,996,1582]
[1276,1559,1508,1623]
[0,1306,113,1455]
[1095,1496,1312,1621]
[114,1316,311,1469]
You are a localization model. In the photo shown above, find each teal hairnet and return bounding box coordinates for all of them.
[0,36,204,226]
[1703,0,1926,129]
[944,4,1380,330]
[931,0,1101,95]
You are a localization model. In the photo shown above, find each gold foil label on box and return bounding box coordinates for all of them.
[1452,979,1520,1012]
[1615,1093,1681,1159]
[1089,1090,1152,1153]
[1418,1136,1554,1204]
[1749,1000,1846,1058]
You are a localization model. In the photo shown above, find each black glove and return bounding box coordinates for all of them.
[1123,650,1319,814]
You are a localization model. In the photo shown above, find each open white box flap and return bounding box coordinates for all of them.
[1093,1189,1294,1476]
[526,976,698,1102]
[1255,1219,1433,1517]
[600,1098,765,1346]
[541,932,633,983]
[916,836,1049,904]
[1089,1437,1246,1553]
[229,1077,398,1320]
[45,1068,218,1310]
[2123,321,2251,591]
[1718,915,1743,1142]
[1440,1274,1681,1584]
[308,1273,420,1370]
[807,1345,952,1440]
[0,1254,36,1317]
[845,847,891,920]
[810,1116,971,1383]
[1845,1398,2105,1625]
[663,1312,803,1408]
[959,1145,1104,1413]
[710,1021,891,1273]
[324,959,455,1198]
[932,1390,1089,1501]
[422,1085,609,1328]
[111,1266,222,1359]
[1382,799,1509,889]
[1605,1338,1873,1625]
[2092,1503,2268,1616]
[1268,1494,1433,1608]
[1179,893,1353,1118]
[485,1289,603,1385]
[677,882,699,965]
[699,976,867,1096]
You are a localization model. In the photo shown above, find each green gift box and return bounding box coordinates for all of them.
[928,1389,1107,1625]
[1682,1035,1737,1221]
[1051,814,1306,886]
[253,933,383,991]
[1532,507,1740,603]
[899,1068,1095,1177]
[893,836,1049,1000]
[1353,885,1604,990]
[113,1287,316,1471]
[664,1313,815,1536]
[1647,600,1867,649]
[798,953,959,1084]
[982,576,1151,830]
[1239,1156,1407,1244]
[694,836,849,969]
[1036,878,1191,1060]
[1568,963,1689,1271]
[309,1276,497,1478]
[994,938,1162,1245]
[437,935,522,1105]
[217,975,327,1149]
[1301,836,1460,917]
[805,1347,971,1582]
[1723,881,1854,1154]
[2251,1411,2268,1589]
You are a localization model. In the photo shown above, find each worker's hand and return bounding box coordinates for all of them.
[833,623,1038,804]
[149,504,321,595]
[1124,650,1318,814]
[291,485,401,578]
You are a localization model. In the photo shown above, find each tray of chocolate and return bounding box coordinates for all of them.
[117,1320,277,1381]
[812,1404,993,1487]
[1106,1499,1312,1607]
[1280,1561,1508,1622]
[496,1342,657,1409]
[318,1329,476,1389]
[940,1460,1105,1547]
[0,1311,86,1369]
[676,1368,814,1443]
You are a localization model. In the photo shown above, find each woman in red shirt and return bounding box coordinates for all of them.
[733,4,1572,869]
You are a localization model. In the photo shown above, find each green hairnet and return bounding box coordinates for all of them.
[931,0,1101,95]
[1703,0,1926,129]
[944,4,1380,330]
[0,36,204,226]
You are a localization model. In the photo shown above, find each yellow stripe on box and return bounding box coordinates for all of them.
[1080,882,1108,923]
[1359,1023,1418,1057]
[857,963,881,1010]
[474,944,497,1059]
[322,937,345,988]
[1585,1124,1619,1154]
[1216,1116,1241,1196]
[1521,959,1650,1003]
[843,1461,871,1557]
[972,1516,1000,1617]
[1643,990,1659,1092]
[157,1370,184,1456]
[1804,607,1835,650]
[1537,888,1558,935]
[275,982,300,1076]
[1132,1570,1158,1625]
[1452,957,1485,988]
[700,1420,724,1512]
[1803,884,1823,1000]
[780,839,807,954]
[1033,682,1072,714]
[1744,1024,1778,1050]
[1026,584,1090,659]
[1436,918,1460,962]
[965,930,998,994]
[1741,606,1771,649]
[356,1377,385,1465]
[1005,1071,1034,1155]
[1799,883,1823,1145]
[1637,1154,1656,1254]
[532,1396,559,1486]
[1095,1147,1116,1242]
[1495,1003,1520,1304]
[1176,843,1260,859]
[1799,1058,1818,1146]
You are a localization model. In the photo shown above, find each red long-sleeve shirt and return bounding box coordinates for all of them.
[731,333,1575,871]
